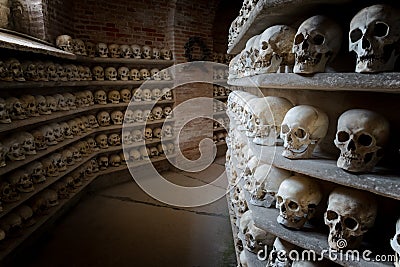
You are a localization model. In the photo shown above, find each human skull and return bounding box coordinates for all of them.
[152,48,161,59]
[74,141,90,157]
[130,69,140,81]
[0,180,20,203]
[163,106,172,118]
[163,124,173,137]
[108,90,120,104]
[6,97,26,120]
[111,110,124,125]
[96,42,109,57]
[246,97,293,145]
[325,187,377,250]
[133,109,144,122]
[150,147,159,157]
[56,35,73,53]
[45,95,58,112]
[92,66,105,81]
[276,175,322,229]
[131,44,142,58]
[250,164,291,208]
[109,154,122,167]
[140,146,151,159]
[280,105,329,159]
[244,220,275,254]
[140,69,150,80]
[69,146,82,162]
[52,94,68,111]
[122,131,133,145]
[41,157,59,177]
[151,68,161,80]
[41,189,59,207]
[349,4,400,73]
[152,106,163,120]
[120,44,132,58]
[97,111,111,126]
[161,48,172,60]
[4,137,25,161]
[74,117,86,133]
[63,93,77,110]
[120,89,132,103]
[160,69,171,80]
[255,25,296,74]
[129,149,142,161]
[0,60,11,82]
[34,95,49,115]
[6,58,25,81]
[55,63,67,81]
[85,41,96,57]
[87,115,99,128]
[0,97,11,123]
[86,137,99,152]
[8,170,34,193]
[15,131,36,156]
[44,62,57,81]
[118,67,130,81]
[144,127,153,140]
[72,39,87,56]
[293,15,342,74]
[84,90,94,106]
[108,133,121,146]
[0,141,6,167]
[162,88,173,100]
[142,45,152,59]
[51,181,69,199]
[153,128,162,139]
[61,149,74,166]
[142,89,152,101]
[52,152,67,172]
[334,109,389,172]
[132,129,143,142]
[64,64,79,81]
[95,90,107,104]
[95,134,109,149]
[132,88,142,101]
[67,119,80,136]
[97,155,109,171]
[108,43,120,58]
[58,122,72,139]
[105,67,117,81]
[267,237,297,267]
[20,95,39,117]
[31,129,47,151]
[15,205,35,227]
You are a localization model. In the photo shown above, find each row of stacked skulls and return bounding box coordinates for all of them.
[56,35,172,60]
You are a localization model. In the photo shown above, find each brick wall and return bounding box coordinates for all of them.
[43,0,74,43]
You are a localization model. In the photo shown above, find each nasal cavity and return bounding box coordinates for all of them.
[347,140,356,151]
[362,37,371,49]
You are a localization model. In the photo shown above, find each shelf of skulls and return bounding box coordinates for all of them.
[75,55,174,68]
[227,0,352,54]
[226,149,391,267]
[0,153,177,262]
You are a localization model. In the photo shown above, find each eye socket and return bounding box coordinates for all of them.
[288,201,299,210]
[312,34,325,45]
[261,41,269,50]
[358,134,373,146]
[344,217,358,230]
[326,210,338,221]
[294,33,304,45]
[350,28,363,43]
[276,196,283,204]
[337,131,350,142]
[374,22,389,37]
[294,128,306,139]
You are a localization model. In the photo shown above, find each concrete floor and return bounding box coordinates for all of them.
[16,157,236,267]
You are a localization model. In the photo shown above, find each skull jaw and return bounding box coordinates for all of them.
[293,53,330,74]
[3,192,20,203]
[8,153,25,161]
[0,159,5,167]
[355,50,398,73]
[18,183,35,193]
[0,117,11,124]
[282,143,316,159]
[277,213,307,229]
[22,217,37,228]
[32,175,46,184]
[245,130,256,138]
[337,151,380,173]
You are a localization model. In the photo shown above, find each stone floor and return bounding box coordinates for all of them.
[16,157,236,267]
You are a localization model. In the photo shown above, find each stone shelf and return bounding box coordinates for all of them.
[214,95,228,100]
[213,127,227,132]
[227,0,352,54]
[0,30,76,60]
[247,202,388,267]
[0,80,175,89]
[75,56,174,68]
[228,73,400,94]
